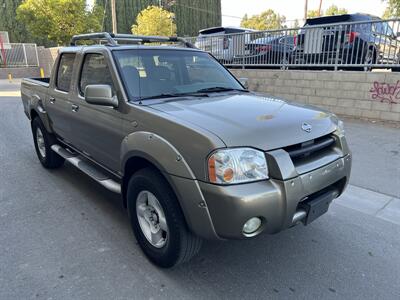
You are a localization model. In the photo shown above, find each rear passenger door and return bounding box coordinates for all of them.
[68,52,124,172]
[46,53,76,141]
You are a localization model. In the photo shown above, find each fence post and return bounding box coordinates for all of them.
[334,25,343,71]
[22,44,28,67]
[0,35,6,67]
[35,44,39,67]
[283,29,288,70]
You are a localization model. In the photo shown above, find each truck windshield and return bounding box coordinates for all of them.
[113,49,244,101]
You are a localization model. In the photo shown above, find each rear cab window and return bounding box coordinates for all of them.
[79,53,115,96]
[56,53,76,92]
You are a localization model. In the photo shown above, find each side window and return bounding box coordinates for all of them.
[80,54,115,95]
[56,53,75,92]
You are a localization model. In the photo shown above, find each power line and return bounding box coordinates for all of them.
[169,2,242,19]
[170,2,301,23]
[101,1,301,28]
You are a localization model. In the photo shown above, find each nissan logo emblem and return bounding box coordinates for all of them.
[301,122,312,133]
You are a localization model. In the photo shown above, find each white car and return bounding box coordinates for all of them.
[195,26,255,63]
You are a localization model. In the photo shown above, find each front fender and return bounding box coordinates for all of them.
[121,131,196,179]
[120,131,220,240]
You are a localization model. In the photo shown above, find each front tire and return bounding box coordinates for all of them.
[127,168,202,268]
[31,117,64,169]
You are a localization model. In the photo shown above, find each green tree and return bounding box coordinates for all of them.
[96,0,221,36]
[16,0,103,46]
[325,5,348,16]
[132,5,177,36]
[307,5,347,19]
[383,0,400,18]
[240,9,286,30]
[307,10,320,18]
[0,0,31,43]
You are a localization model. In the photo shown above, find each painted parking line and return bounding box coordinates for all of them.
[0,91,21,97]
[335,184,400,225]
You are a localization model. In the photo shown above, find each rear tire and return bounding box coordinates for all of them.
[31,117,64,169]
[127,167,202,268]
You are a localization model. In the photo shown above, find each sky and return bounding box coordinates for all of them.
[221,0,387,27]
[87,0,387,27]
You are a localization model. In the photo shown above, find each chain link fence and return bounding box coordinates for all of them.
[189,18,400,71]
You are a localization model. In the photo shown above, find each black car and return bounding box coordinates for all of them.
[234,35,295,66]
[292,14,400,68]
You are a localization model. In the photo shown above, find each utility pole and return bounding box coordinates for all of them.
[304,0,308,22]
[111,0,117,34]
[318,0,323,16]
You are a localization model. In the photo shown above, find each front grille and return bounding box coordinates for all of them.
[284,135,335,162]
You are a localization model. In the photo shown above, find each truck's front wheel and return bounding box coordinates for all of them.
[31,117,64,169]
[127,167,202,268]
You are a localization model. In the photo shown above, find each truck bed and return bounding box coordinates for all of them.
[21,77,51,120]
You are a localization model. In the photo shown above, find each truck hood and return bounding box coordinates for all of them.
[149,93,338,150]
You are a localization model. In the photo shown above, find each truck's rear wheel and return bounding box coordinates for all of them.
[127,167,202,268]
[32,117,64,169]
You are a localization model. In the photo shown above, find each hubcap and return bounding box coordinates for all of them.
[136,191,168,248]
[36,128,46,158]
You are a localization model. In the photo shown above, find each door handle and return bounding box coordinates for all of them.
[71,104,79,112]
[49,97,55,104]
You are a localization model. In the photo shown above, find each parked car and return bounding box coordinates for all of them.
[21,33,351,268]
[292,13,400,67]
[195,26,255,63]
[234,35,295,66]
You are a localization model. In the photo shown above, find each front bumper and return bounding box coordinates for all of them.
[198,135,351,239]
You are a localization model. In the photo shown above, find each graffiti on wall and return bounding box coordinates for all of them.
[369,81,400,104]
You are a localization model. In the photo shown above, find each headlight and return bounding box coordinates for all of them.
[337,119,345,135]
[208,148,268,184]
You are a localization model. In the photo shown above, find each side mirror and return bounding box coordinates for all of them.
[85,84,118,107]
[396,32,400,38]
[239,77,249,89]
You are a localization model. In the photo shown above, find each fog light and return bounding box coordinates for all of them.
[243,217,262,234]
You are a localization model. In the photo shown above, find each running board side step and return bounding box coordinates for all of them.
[51,144,121,194]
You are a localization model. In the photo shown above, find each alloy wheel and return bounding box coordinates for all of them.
[36,127,46,158]
[136,190,168,248]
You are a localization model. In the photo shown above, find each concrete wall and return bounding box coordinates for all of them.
[37,46,59,77]
[230,69,400,122]
[0,67,40,79]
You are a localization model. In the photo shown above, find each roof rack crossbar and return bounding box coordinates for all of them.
[70,32,117,46]
[70,32,196,48]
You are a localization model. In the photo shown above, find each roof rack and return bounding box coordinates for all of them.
[70,32,196,48]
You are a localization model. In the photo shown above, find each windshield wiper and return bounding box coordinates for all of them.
[195,87,249,93]
[139,92,209,101]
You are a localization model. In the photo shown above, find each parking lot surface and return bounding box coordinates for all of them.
[1,80,399,299]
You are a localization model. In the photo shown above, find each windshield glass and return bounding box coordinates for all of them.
[113,49,244,100]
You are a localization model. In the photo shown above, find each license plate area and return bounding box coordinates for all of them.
[299,188,339,225]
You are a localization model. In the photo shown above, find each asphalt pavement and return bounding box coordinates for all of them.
[1,80,399,299]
